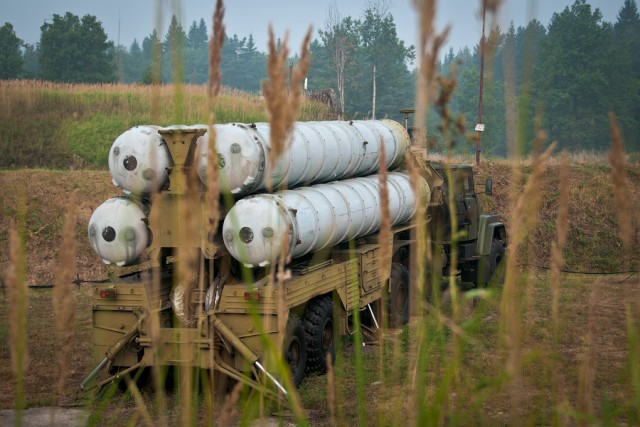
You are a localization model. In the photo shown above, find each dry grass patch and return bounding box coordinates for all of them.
[0,170,121,285]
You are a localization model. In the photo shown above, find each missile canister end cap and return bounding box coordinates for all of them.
[88,197,150,266]
[108,126,170,195]
[196,124,263,195]
[222,196,288,267]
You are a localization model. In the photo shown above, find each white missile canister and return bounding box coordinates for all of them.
[88,197,150,266]
[222,172,428,267]
[195,119,409,196]
[109,126,171,195]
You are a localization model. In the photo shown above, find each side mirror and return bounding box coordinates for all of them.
[485,178,493,196]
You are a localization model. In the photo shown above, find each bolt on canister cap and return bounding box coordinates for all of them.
[262,227,274,238]
[123,228,136,242]
[142,168,156,180]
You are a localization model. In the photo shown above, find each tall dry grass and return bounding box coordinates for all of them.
[609,113,632,253]
[6,225,28,425]
[202,3,226,425]
[52,193,77,403]
[263,26,313,184]
[259,23,313,423]
[205,0,225,237]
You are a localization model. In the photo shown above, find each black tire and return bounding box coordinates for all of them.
[388,263,410,327]
[303,295,335,374]
[283,314,307,387]
[489,239,506,285]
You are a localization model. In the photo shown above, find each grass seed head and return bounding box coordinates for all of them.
[608,113,632,252]
[6,226,29,379]
[53,195,77,399]
[378,142,391,282]
[263,25,313,190]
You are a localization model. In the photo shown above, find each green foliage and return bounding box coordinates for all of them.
[117,18,267,91]
[186,19,208,50]
[358,7,416,120]
[0,23,23,79]
[122,40,145,83]
[315,6,415,121]
[317,15,361,118]
[613,0,640,152]
[63,114,127,166]
[307,39,335,91]
[21,43,40,78]
[163,15,186,84]
[538,0,613,151]
[219,33,267,91]
[438,0,640,156]
[39,12,115,83]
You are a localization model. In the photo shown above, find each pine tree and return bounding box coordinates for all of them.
[237,34,267,92]
[187,18,208,50]
[123,39,145,83]
[163,15,186,83]
[613,0,640,151]
[538,0,613,151]
[141,30,161,84]
[220,34,245,88]
[185,19,208,84]
[516,20,546,154]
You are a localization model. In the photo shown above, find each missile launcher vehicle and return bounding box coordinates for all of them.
[82,119,506,394]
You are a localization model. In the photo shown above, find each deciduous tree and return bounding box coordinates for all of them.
[39,12,115,83]
[0,22,23,79]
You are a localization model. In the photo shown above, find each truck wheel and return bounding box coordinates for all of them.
[283,314,307,387]
[489,239,506,285]
[303,295,335,374]
[389,263,409,327]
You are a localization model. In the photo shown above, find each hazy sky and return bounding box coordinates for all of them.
[1,0,627,56]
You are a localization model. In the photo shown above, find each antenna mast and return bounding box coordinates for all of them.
[475,1,486,165]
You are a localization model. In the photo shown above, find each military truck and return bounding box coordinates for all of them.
[81,119,506,395]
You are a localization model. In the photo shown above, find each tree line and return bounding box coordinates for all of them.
[444,0,640,155]
[0,0,638,155]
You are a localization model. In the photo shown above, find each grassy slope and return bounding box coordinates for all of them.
[0,161,639,423]
[0,81,335,169]
[474,159,640,272]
